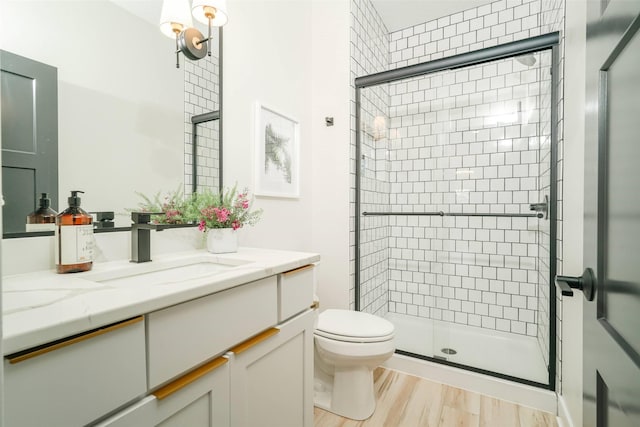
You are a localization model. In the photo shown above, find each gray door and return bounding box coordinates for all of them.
[1,50,58,234]
[583,1,640,425]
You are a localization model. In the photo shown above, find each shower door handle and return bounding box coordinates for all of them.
[555,268,596,301]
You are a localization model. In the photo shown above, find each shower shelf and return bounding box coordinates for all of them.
[362,211,543,218]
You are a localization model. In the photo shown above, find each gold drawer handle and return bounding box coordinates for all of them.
[229,328,279,355]
[6,316,144,364]
[155,328,280,400]
[153,356,228,400]
[282,264,314,276]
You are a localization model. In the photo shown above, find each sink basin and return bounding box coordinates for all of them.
[88,256,252,287]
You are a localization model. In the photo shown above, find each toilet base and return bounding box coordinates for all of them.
[313,365,376,421]
[312,310,395,421]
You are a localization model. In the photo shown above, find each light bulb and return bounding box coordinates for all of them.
[191,0,228,27]
[159,0,194,38]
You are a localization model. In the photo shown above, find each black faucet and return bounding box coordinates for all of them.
[130,212,197,263]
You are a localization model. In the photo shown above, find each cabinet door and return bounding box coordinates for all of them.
[95,357,230,427]
[154,356,230,427]
[92,396,155,427]
[228,309,315,427]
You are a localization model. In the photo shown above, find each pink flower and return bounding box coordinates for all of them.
[198,220,206,231]
[232,220,241,230]
[234,192,251,210]
[201,207,218,221]
[213,207,230,223]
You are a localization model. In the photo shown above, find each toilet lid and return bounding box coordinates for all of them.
[316,309,395,342]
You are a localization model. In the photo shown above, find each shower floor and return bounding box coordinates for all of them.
[385,312,549,385]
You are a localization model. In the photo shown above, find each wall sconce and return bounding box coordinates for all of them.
[160,0,228,68]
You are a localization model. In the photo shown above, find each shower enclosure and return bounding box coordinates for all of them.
[355,33,559,388]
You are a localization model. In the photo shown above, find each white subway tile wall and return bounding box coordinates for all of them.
[359,98,392,316]
[372,52,552,337]
[184,54,220,195]
[350,0,390,313]
[351,0,565,381]
[388,0,543,70]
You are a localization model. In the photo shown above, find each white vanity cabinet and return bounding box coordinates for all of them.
[3,256,317,427]
[95,356,231,427]
[4,317,147,427]
[228,309,315,427]
[277,264,315,322]
[146,276,278,389]
[99,266,315,427]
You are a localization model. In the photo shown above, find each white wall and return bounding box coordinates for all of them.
[0,1,183,226]
[559,2,586,426]
[223,0,352,310]
[310,0,352,310]
[222,0,314,252]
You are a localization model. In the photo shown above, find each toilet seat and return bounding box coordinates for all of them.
[315,329,394,343]
[315,309,395,343]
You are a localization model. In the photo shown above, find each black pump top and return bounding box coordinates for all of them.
[38,193,51,208]
[68,190,84,207]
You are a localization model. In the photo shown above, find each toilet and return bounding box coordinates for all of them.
[313,309,395,420]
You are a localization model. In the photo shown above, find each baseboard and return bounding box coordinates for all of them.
[557,395,575,427]
[383,353,558,414]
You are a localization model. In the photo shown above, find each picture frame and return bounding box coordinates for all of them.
[254,102,300,198]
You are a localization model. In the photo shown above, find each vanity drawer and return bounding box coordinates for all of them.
[4,317,147,427]
[147,276,278,389]
[278,265,314,322]
[95,356,230,427]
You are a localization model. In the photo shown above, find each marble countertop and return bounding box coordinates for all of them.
[2,247,320,355]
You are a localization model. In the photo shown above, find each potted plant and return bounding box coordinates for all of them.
[132,185,190,225]
[184,186,262,253]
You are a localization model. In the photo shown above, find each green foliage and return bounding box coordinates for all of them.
[185,185,263,231]
[132,185,189,224]
[264,124,292,183]
[134,184,262,231]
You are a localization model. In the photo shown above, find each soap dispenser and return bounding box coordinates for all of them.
[55,190,94,273]
[26,193,57,232]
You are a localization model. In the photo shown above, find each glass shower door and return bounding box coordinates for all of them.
[356,47,555,386]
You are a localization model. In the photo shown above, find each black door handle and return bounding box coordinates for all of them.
[555,268,596,301]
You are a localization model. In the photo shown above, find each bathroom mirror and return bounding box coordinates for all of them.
[0,0,221,235]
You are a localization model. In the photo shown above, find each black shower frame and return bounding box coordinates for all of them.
[354,32,560,391]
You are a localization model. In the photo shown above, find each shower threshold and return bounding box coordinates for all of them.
[385,312,548,385]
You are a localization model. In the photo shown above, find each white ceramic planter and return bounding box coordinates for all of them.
[206,228,238,254]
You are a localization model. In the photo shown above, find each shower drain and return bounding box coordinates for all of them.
[440,348,457,355]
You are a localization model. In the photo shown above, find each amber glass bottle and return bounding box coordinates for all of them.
[55,191,93,273]
[26,193,57,232]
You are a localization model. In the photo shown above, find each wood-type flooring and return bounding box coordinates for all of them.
[314,368,558,427]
